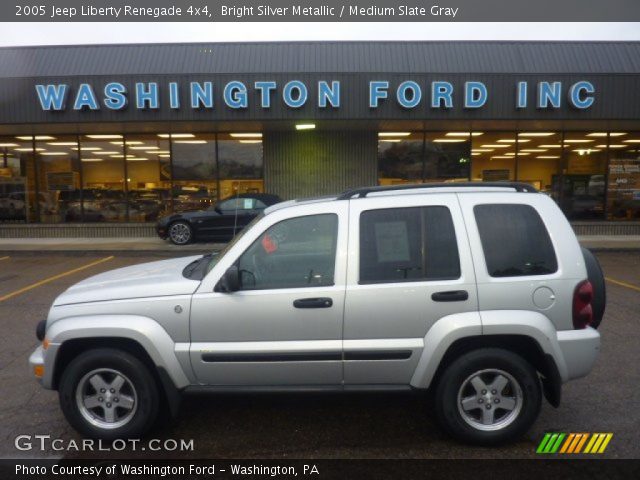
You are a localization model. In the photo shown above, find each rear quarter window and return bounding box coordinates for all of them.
[474,203,558,277]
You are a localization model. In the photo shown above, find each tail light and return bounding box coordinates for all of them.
[573,280,594,329]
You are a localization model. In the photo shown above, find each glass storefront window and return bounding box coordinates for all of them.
[378,132,424,185]
[170,133,217,212]
[517,131,562,193]
[217,133,264,199]
[78,135,126,222]
[0,136,37,222]
[35,135,81,223]
[607,132,640,220]
[424,132,470,182]
[123,135,171,221]
[554,132,607,220]
[471,132,516,182]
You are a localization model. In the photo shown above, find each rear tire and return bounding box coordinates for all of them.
[581,247,606,328]
[435,348,541,445]
[168,221,193,245]
[59,348,159,439]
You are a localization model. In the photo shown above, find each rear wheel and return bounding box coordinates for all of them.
[435,348,541,445]
[59,348,159,439]
[168,221,193,245]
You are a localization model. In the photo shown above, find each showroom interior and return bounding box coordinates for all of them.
[0,41,638,225]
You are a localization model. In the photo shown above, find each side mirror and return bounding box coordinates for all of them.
[216,265,240,293]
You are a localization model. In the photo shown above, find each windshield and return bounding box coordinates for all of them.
[205,212,265,274]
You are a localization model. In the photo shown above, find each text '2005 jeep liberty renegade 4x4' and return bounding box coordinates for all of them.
[30,182,604,444]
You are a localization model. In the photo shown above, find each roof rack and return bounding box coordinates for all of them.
[337,182,538,200]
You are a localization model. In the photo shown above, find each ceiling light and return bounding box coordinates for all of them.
[295,124,316,131]
[158,154,170,158]
[85,135,123,139]
[0,143,19,147]
[14,147,44,151]
[158,133,195,138]
[587,132,626,137]
[380,139,402,143]
[126,157,148,161]
[433,138,467,143]
[93,151,120,155]
[564,139,594,143]
[623,139,640,143]
[47,142,77,146]
[599,144,627,148]
[471,152,481,156]
[108,141,143,145]
[81,158,103,162]
[378,132,411,137]
[239,140,262,144]
[491,156,512,159]
[515,152,530,156]
[521,149,547,153]
[518,132,555,137]
[16,135,56,140]
[498,139,531,143]
[572,148,601,153]
[173,140,207,144]
[73,147,101,151]
[537,156,560,159]
[229,133,263,138]
[481,144,510,148]
[445,132,483,137]
[40,152,67,156]
[129,146,156,150]
[538,144,562,148]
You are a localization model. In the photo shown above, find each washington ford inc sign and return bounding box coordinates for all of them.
[34,79,596,112]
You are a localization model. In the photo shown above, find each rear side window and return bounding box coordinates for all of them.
[359,206,460,284]
[474,204,558,277]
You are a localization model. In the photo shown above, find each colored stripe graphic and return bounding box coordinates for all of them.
[537,433,612,454]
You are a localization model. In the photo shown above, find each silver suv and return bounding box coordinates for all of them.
[30,183,604,445]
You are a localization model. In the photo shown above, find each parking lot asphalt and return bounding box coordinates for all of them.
[0,251,638,460]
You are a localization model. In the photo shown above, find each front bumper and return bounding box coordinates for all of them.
[556,327,600,382]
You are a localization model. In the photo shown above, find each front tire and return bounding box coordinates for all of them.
[435,348,541,445]
[59,348,159,439]
[168,221,193,245]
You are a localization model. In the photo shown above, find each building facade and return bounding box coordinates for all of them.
[0,41,639,225]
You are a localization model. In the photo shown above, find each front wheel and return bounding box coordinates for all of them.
[435,348,541,445]
[168,221,193,245]
[59,348,159,439]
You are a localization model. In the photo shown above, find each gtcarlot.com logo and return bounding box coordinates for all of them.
[536,432,613,454]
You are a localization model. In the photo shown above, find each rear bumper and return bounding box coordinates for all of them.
[155,224,168,239]
[556,327,600,382]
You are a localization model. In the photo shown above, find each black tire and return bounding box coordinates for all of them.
[581,247,606,329]
[168,220,193,245]
[59,348,159,439]
[435,348,542,445]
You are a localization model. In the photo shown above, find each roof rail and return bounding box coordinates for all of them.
[337,182,538,200]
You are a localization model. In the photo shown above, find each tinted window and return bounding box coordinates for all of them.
[237,214,338,290]
[474,204,558,277]
[218,197,267,211]
[359,206,460,284]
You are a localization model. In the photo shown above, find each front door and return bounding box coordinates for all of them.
[189,202,348,386]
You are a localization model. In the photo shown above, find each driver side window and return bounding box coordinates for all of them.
[236,214,338,290]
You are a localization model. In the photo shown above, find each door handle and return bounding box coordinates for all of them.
[431,290,469,302]
[293,297,333,309]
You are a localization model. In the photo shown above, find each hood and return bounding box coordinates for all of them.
[54,255,203,306]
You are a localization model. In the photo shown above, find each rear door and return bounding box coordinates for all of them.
[343,193,478,385]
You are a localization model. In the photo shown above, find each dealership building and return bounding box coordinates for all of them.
[0,41,639,235]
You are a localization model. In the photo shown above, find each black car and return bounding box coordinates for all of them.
[156,193,282,245]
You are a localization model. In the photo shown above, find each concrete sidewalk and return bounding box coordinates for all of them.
[0,235,638,253]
